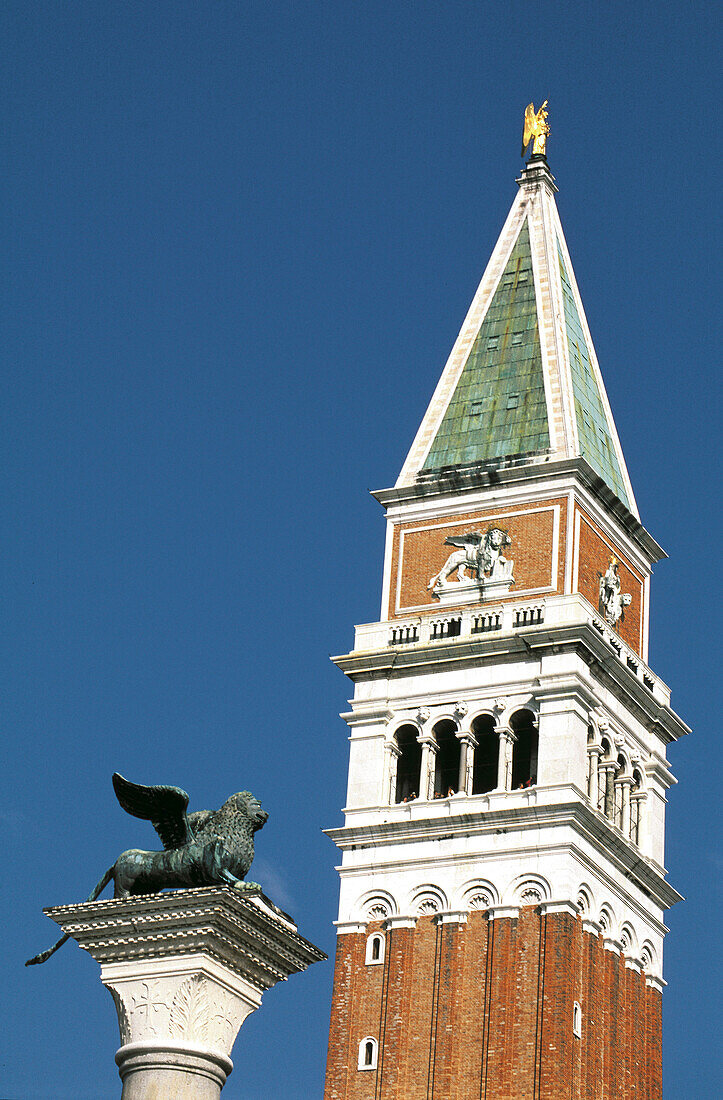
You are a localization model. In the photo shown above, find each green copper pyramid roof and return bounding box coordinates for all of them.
[400,161,637,515]
[422,220,549,470]
[556,239,629,507]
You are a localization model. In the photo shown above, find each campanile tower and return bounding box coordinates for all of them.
[324,131,688,1099]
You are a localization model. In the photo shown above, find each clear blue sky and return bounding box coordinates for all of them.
[2,3,719,1097]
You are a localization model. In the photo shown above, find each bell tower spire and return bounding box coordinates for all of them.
[324,115,688,1100]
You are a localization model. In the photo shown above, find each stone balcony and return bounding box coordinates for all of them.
[348,593,670,706]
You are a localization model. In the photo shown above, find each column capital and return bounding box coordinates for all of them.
[45,888,326,1100]
[456,730,478,748]
[496,726,517,743]
[417,733,438,750]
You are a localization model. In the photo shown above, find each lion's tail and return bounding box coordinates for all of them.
[25,865,115,966]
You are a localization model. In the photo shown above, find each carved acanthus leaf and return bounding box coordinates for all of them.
[169,975,210,1043]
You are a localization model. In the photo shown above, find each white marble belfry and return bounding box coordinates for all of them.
[46,887,325,1100]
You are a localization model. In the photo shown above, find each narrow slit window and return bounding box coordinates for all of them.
[365,932,385,965]
[358,1037,378,1070]
[573,1001,582,1039]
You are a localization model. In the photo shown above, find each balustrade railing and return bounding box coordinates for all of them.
[353,594,669,707]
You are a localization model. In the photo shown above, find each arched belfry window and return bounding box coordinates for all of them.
[394,725,422,803]
[511,709,538,789]
[472,714,498,794]
[433,720,460,797]
[358,1036,378,1070]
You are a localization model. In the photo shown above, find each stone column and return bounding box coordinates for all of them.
[417,731,437,800]
[617,776,634,838]
[496,727,516,791]
[602,763,616,819]
[587,745,603,805]
[456,733,477,795]
[385,740,401,805]
[631,792,647,850]
[45,887,326,1100]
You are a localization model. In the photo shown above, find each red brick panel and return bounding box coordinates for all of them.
[388,498,567,618]
[575,507,644,655]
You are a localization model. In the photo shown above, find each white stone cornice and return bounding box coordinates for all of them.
[581,918,601,937]
[646,974,666,993]
[602,936,623,955]
[327,793,681,912]
[334,920,367,935]
[487,904,521,920]
[538,900,579,918]
[383,915,417,931]
[434,910,469,926]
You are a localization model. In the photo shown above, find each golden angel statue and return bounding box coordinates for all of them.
[521,101,550,158]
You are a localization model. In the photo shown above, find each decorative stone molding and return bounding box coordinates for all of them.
[416,707,431,724]
[412,887,447,916]
[454,701,469,719]
[334,920,367,935]
[581,918,601,937]
[358,891,396,923]
[487,904,521,921]
[576,886,593,916]
[602,936,623,955]
[509,874,550,907]
[382,915,417,931]
[461,881,498,911]
[434,910,468,926]
[538,900,579,918]
[45,888,325,1100]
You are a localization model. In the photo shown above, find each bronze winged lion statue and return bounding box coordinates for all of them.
[26,773,268,966]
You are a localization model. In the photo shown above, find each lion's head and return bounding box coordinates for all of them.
[226,790,269,832]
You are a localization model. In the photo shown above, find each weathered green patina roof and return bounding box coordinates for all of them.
[556,239,629,507]
[423,220,549,470]
[400,160,636,514]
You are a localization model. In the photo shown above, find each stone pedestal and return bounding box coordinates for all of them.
[45,887,326,1100]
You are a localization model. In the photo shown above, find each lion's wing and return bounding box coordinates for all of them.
[112,772,191,850]
[444,533,482,549]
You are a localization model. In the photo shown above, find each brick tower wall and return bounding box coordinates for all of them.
[324,908,662,1100]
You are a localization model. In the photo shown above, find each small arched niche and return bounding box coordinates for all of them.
[472,714,498,794]
[394,724,422,803]
[511,709,538,789]
[433,719,460,797]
